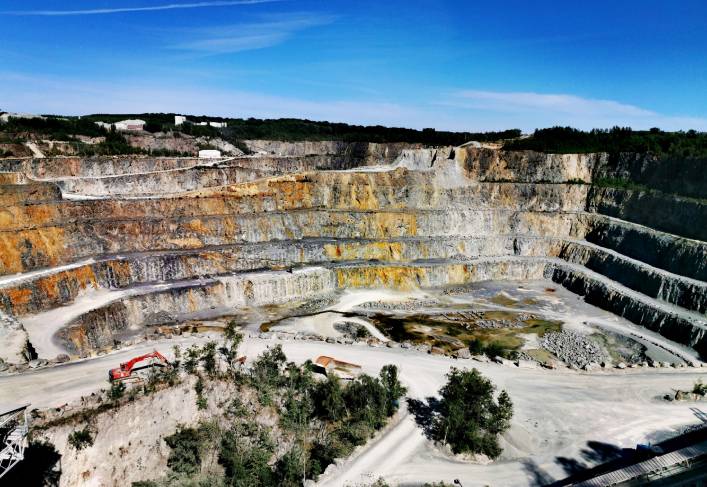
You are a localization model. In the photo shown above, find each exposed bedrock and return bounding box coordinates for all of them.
[57,258,550,354]
[0,236,563,316]
[587,186,707,241]
[59,267,335,354]
[592,152,707,200]
[559,240,707,314]
[0,156,202,178]
[53,164,273,197]
[0,209,581,276]
[583,214,707,282]
[243,140,419,166]
[1,173,588,231]
[458,147,604,183]
[2,146,707,363]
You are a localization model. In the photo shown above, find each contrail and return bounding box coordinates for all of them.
[3,0,279,16]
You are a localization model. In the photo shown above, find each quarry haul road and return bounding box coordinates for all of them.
[1,335,705,486]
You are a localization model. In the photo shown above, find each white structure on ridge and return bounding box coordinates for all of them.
[0,112,45,123]
[174,115,226,128]
[199,149,222,159]
[94,119,146,132]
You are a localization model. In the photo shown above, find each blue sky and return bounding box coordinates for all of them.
[1,0,706,131]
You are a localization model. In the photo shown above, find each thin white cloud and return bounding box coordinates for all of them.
[3,1,278,16]
[455,90,654,117]
[1,72,705,133]
[173,14,337,53]
[444,90,707,131]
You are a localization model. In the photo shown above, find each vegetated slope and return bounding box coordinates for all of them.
[28,335,406,487]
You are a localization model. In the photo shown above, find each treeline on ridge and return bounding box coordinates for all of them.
[504,126,707,158]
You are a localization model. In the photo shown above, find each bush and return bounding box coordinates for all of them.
[68,427,94,451]
[164,427,203,474]
[108,380,126,401]
[434,368,513,458]
[693,379,707,396]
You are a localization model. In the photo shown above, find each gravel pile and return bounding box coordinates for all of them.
[475,319,525,329]
[357,299,438,310]
[540,331,609,368]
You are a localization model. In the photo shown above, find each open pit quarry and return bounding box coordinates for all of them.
[1,141,707,485]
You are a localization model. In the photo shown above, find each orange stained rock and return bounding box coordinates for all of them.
[335,263,474,291]
[3,288,33,308]
[324,241,404,261]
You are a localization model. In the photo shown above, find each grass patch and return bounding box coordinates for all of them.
[371,313,562,357]
[489,294,518,307]
[593,177,649,192]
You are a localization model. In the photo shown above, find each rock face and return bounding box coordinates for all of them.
[1,146,706,359]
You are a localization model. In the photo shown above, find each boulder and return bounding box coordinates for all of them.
[616,362,627,369]
[55,354,71,363]
[542,360,558,370]
[516,359,537,369]
[455,348,471,359]
[430,347,446,356]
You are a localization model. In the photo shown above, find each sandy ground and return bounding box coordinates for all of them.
[2,334,706,486]
[270,312,388,341]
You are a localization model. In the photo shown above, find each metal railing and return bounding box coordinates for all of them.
[0,404,30,479]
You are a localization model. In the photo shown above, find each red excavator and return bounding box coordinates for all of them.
[108,350,171,381]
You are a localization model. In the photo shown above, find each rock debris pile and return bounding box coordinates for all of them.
[540,331,609,368]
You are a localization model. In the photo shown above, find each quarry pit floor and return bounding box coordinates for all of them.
[3,279,706,485]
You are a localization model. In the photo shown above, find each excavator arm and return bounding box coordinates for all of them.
[109,350,171,381]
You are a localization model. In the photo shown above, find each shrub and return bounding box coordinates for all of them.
[693,379,707,396]
[164,427,203,475]
[68,427,94,451]
[108,380,126,401]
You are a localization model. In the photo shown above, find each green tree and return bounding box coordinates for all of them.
[379,364,407,417]
[314,375,346,421]
[165,427,203,475]
[275,446,305,487]
[434,368,513,458]
[219,321,244,374]
[200,341,218,377]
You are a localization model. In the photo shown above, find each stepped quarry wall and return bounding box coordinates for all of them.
[59,267,334,353]
[587,186,707,242]
[2,146,707,360]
